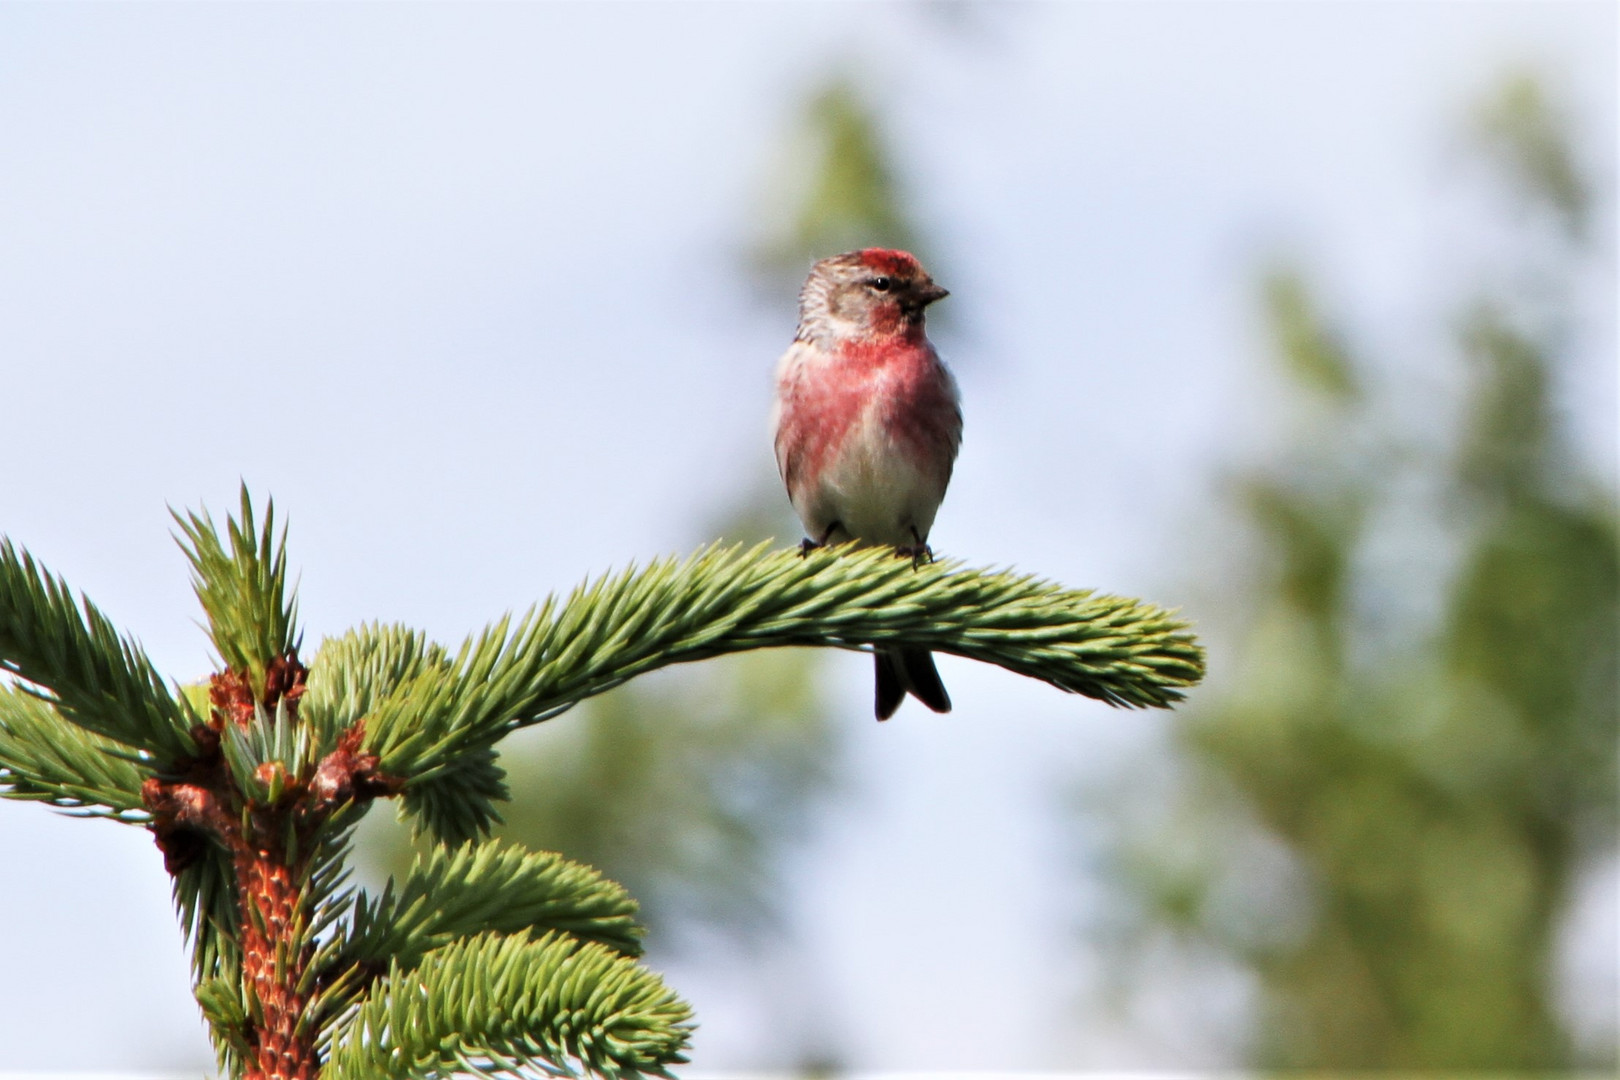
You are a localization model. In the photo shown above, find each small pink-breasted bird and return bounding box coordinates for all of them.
[771,248,962,720]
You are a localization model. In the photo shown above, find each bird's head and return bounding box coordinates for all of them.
[796,248,948,345]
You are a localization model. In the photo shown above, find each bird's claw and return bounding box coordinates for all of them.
[800,522,844,557]
[894,542,933,568]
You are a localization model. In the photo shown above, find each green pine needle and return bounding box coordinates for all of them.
[343,839,644,972]
[172,485,300,694]
[0,538,194,758]
[325,931,693,1080]
[195,975,254,1073]
[399,745,509,847]
[302,624,450,738]
[172,844,241,986]
[0,684,150,820]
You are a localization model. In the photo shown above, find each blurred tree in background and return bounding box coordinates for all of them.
[1092,73,1616,1069]
[753,76,923,283]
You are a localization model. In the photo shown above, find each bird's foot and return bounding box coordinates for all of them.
[799,522,844,558]
[894,542,933,568]
[894,526,933,568]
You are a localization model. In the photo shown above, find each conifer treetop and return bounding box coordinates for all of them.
[0,489,1204,1079]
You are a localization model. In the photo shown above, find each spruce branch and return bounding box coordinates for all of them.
[0,683,149,819]
[0,537,195,758]
[324,931,693,1080]
[364,543,1204,789]
[342,840,644,975]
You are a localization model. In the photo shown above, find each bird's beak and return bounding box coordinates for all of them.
[917,282,949,306]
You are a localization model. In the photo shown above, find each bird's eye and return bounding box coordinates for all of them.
[868,276,895,292]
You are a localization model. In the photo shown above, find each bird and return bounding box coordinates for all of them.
[770,248,962,720]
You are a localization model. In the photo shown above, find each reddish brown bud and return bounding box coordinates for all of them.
[263,652,308,712]
[210,669,258,729]
[254,761,288,803]
[309,722,402,807]
[143,776,227,874]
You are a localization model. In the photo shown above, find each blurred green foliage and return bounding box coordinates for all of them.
[1475,72,1589,235]
[1098,75,1616,1068]
[492,643,834,940]
[756,76,925,278]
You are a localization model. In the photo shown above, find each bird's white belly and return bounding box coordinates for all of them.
[813,403,939,547]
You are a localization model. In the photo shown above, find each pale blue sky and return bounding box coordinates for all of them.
[1,2,1614,1071]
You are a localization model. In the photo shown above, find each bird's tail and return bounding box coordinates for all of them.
[874,647,952,720]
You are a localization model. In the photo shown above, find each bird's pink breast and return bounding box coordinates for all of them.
[775,337,959,514]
